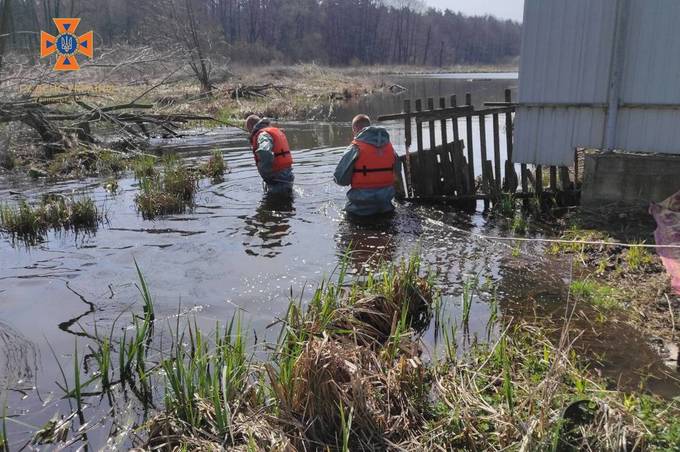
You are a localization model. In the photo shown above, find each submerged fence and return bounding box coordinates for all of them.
[378,90,579,203]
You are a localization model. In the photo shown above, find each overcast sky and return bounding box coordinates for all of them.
[425,0,525,22]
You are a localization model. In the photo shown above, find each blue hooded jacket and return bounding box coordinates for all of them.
[334,126,400,216]
[251,118,295,194]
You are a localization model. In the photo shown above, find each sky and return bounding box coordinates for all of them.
[425,0,525,22]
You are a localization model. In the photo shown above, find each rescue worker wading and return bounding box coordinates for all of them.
[334,114,401,216]
[245,115,295,194]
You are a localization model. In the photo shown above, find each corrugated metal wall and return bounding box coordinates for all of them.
[515,0,680,165]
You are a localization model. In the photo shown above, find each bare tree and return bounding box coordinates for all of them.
[0,0,13,72]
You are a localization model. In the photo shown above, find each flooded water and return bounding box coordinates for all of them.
[1,73,678,447]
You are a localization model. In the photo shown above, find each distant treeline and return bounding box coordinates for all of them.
[0,0,521,66]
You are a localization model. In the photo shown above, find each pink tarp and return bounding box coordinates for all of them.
[650,190,680,295]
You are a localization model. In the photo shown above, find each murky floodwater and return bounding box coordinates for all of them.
[1,74,678,448]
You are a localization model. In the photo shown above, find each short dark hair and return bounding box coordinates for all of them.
[352,114,371,131]
[245,115,261,132]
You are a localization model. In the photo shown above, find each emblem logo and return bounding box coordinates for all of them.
[40,19,93,71]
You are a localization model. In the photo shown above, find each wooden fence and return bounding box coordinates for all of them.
[378,90,579,203]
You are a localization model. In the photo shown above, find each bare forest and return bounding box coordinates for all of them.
[1,0,521,70]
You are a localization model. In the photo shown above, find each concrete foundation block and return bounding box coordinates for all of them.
[582,150,680,208]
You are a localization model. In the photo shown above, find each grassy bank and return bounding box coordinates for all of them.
[9,256,679,451]
[546,212,679,346]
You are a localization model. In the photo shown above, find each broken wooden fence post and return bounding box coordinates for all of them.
[451,95,460,143]
[403,99,413,197]
[492,112,502,193]
[465,93,475,195]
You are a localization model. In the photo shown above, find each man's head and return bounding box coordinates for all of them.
[245,115,261,133]
[352,114,371,135]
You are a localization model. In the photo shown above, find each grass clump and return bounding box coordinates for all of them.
[131,155,157,179]
[201,150,227,181]
[135,157,197,219]
[625,244,654,271]
[570,279,622,310]
[0,196,102,244]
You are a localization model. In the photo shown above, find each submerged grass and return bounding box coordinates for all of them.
[135,156,198,219]
[0,196,102,244]
[201,150,227,182]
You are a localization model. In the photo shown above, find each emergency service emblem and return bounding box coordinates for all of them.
[40,19,94,71]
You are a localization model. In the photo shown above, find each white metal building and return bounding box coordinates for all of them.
[514,0,680,166]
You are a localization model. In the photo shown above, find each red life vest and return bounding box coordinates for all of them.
[351,140,396,189]
[251,127,293,173]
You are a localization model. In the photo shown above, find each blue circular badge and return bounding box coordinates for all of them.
[56,34,78,55]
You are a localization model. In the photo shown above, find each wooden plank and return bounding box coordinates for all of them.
[441,141,457,194]
[504,89,518,192]
[504,89,514,161]
[479,113,489,192]
[483,160,494,196]
[413,99,424,196]
[452,143,469,195]
[403,99,412,197]
[549,166,557,191]
[403,99,412,148]
[574,148,580,186]
[439,97,448,145]
[451,95,460,143]
[415,106,513,123]
[492,113,501,192]
[378,105,473,121]
[520,163,529,194]
[535,165,543,194]
[505,161,518,193]
[559,166,572,191]
[426,98,437,196]
[415,99,424,152]
[465,93,475,192]
[428,98,436,149]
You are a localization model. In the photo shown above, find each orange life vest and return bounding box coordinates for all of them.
[251,127,294,173]
[351,140,396,189]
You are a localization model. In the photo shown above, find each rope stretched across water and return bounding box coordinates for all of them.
[424,218,680,250]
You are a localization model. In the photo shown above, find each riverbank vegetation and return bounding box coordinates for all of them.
[6,256,678,450]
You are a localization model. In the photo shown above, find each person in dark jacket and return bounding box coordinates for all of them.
[246,115,295,194]
[334,115,401,216]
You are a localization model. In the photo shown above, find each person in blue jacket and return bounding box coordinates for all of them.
[334,114,401,216]
[246,115,295,194]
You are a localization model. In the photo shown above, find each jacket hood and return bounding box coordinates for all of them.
[354,126,390,148]
[251,118,272,137]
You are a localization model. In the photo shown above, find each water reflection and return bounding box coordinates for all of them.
[0,321,39,394]
[241,193,296,258]
[335,214,397,272]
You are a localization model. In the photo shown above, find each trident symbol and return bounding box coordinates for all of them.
[40,18,94,71]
